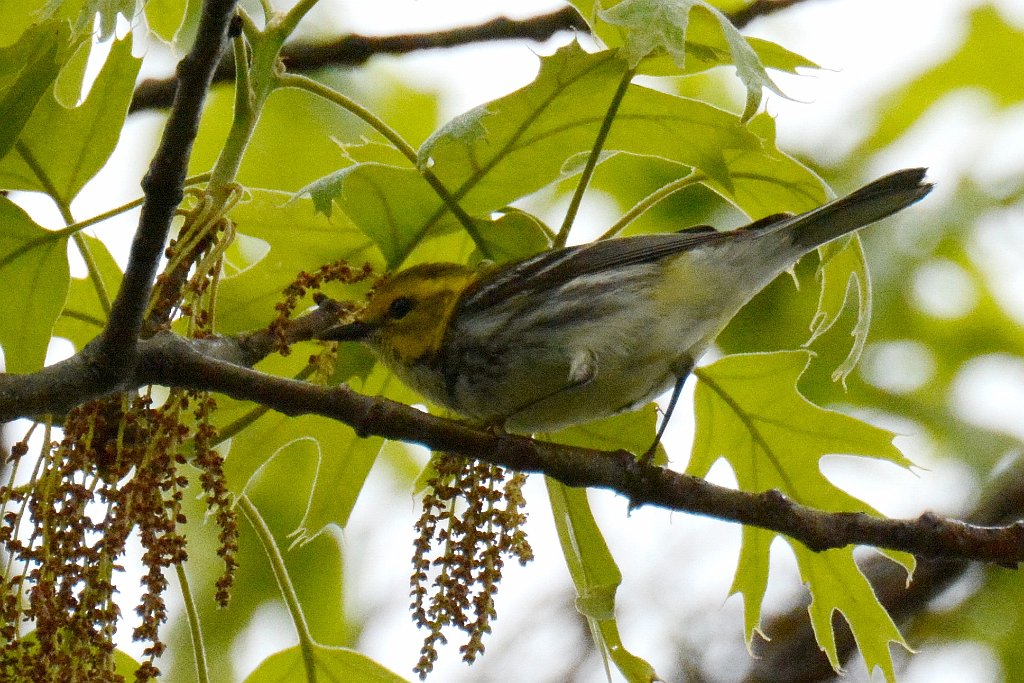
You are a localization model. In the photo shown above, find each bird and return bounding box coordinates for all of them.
[322,168,932,457]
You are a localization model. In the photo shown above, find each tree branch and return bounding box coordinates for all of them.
[129,7,588,113]
[745,461,1024,682]
[100,0,238,366]
[2,322,1022,568]
[128,1,809,114]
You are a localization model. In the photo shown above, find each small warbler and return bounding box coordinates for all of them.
[323,168,931,449]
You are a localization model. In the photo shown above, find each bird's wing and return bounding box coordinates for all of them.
[460,225,774,312]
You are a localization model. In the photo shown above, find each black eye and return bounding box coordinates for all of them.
[388,296,415,320]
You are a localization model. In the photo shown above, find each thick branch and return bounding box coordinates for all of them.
[100,0,237,364]
[746,462,1024,682]
[136,340,1024,566]
[129,7,588,113]
[4,324,1020,567]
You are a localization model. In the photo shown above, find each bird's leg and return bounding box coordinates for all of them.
[639,361,693,466]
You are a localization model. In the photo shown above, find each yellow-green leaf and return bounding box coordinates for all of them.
[53,234,120,349]
[0,20,71,159]
[0,34,141,205]
[596,0,785,119]
[546,480,659,683]
[808,234,872,384]
[0,197,69,372]
[243,644,407,683]
[219,190,382,334]
[689,351,915,680]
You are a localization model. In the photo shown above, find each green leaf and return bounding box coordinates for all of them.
[545,403,666,464]
[543,408,663,682]
[597,0,784,119]
[78,0,137,41]
[243,644,407,683]
[421,43,757,203]
[703,112,827,216]
[0,34,140,205]
[546,480,659,683]
[0,197,69,372]
[304,43,776,263]
[113,648,142,678]
[474,208,553,265]
[688,351,914,681]
[144,0,194,45]
[808,235,871,384]
[218,190,382,334]
[220,355,418,542]
[300,164,450,268]
[0,20,70,159]
[52,234,121,349]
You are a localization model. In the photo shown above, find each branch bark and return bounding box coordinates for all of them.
[100,0,238,364]
[2,320,1022,569]
[745,461,1024,682]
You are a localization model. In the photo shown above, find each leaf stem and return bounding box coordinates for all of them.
[239,494,319,683]
[0,174,211,273]
[72,234,112,316]
[280,73,417,162]
[598,170,706,240]
[554,67,634,249]
[276,0,321,38]
[14,140,72,221]
[14,140,116,316]
[176,562,210,683]
[279,73,489,260]
[207,33,260,197]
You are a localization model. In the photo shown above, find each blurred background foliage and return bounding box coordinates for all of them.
[6,0,1024,681]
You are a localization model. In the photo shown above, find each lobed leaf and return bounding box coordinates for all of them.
[219,190,382,334]
[591,0,789,119]
[808,235,871,385]
[688,351,915,680]
[303,42,794,265]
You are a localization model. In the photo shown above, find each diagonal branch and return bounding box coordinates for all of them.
[99,0,238,367]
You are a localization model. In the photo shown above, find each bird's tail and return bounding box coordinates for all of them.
[774,168,933,251]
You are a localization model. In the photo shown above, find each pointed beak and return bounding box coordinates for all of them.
[321,320,372,342]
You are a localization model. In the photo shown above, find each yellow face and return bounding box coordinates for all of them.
[356,263,479,367]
